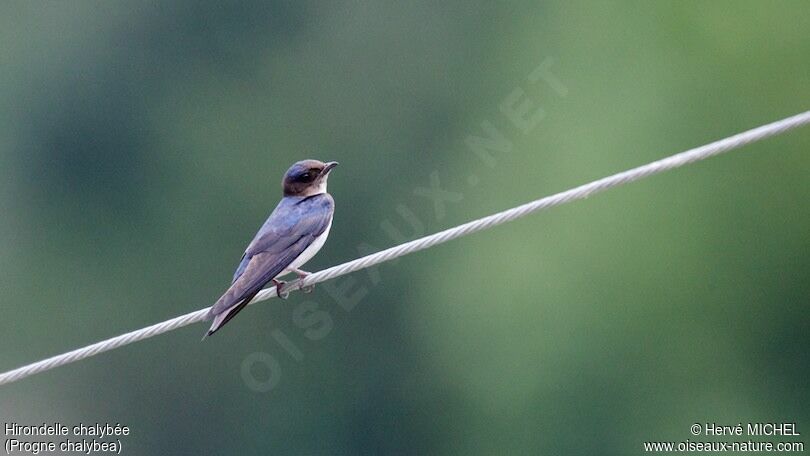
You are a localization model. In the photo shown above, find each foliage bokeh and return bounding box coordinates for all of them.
[1,1,808,454]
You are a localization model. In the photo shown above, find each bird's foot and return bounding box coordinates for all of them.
[291,268,314,293]
[272,278,290,299]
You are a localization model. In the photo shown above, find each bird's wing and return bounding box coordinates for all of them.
[206,194,334,335]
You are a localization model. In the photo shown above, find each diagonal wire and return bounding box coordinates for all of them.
[1,110,809,387]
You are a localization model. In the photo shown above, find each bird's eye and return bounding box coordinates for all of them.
[299,172,312,180]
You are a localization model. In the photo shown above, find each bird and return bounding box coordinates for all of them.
[204,159,339,338]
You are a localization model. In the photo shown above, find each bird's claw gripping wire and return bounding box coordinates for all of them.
[272,278,290,299]
[292,268,314,293]
[273,269,313,298]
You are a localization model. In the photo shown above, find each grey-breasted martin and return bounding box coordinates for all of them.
[204,159,338,337]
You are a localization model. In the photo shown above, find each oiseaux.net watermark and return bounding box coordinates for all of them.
[643,422,804,453]
[240,57,568,393]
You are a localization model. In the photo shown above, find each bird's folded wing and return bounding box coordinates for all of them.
[210,194,334,318]
[209,241,307,317]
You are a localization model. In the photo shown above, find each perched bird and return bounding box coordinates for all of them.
[204,159,339,337]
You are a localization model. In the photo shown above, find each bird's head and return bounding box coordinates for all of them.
[282,159,339,197]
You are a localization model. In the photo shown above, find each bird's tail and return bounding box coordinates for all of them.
[202,290,259,339]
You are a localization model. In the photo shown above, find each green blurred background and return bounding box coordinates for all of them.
[1,1,808,454]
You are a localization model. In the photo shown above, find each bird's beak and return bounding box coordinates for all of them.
[321,161,339,175]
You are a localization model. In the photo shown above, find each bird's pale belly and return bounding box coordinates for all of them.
[282,218,332,275]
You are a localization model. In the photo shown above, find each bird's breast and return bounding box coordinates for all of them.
[284,218,332,273]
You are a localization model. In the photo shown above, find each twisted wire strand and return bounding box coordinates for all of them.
[1,110,809,387]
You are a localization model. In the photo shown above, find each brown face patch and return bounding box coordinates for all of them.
[282,160,326,196]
